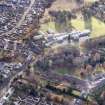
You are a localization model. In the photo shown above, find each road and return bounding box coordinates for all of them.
[1,0,36,37]
[16,0,35,28]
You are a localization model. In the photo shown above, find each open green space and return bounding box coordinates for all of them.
[56,67,70,75]
[40,17,105,38]
[71,17,105,38]
[40,22,56,32]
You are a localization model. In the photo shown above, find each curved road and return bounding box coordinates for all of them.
[0,54,41,104]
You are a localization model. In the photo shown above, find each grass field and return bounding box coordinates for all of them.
[56,67,70,75]
[40,17,105,38]
[40,21,56,32]
[71,17,105,38]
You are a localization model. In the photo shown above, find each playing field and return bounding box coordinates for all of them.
[71,17,105,38]
[40,17,105,38]
[56,67,70,75]
[40,0,105,38]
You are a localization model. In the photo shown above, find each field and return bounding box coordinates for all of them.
[56,67,70,75]
[40,0,105,38]
[55,67,81,78]
[71,17,105,38]
[40,17,105,38]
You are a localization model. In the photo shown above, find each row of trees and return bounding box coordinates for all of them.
[49,10,76,32]
[48,7,93,32]
[36,47,80,71]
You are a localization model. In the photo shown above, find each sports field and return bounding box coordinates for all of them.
[40,0,105,38]
[71,17,105,38]
[40,17,105,38]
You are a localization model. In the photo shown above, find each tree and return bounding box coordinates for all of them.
[82,8,92,31]
[0,74,3,83]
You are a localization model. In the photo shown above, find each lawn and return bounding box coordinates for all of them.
[40,22,56,32]
[71,17,105,38]
[40,17,105,38]
[56,67,70,75]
